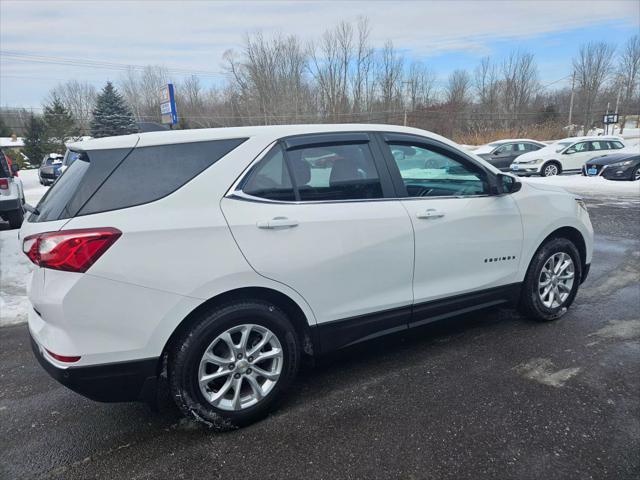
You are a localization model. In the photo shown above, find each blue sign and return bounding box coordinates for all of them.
[159,84,178,125]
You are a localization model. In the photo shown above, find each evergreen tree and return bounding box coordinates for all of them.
[23,114,49,166]
[43,95,78,154]
[90,82,138,138]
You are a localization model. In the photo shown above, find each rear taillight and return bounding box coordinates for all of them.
[0,178,8,189]
[45,349,81,363]
[23,228,122,273]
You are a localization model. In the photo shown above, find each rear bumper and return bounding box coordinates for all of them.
[30,333,159,403]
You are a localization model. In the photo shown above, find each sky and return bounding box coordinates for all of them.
[1,0,639,108]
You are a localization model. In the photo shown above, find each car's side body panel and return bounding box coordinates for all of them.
[22,125,593,382]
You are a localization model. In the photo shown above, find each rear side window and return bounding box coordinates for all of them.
[289,143,383,201]
[79,139,246,215]
[242,146,295,201]
[33,138,246,222]
[241,142,384,202]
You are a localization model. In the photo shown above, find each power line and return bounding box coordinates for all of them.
[0,51,224,79]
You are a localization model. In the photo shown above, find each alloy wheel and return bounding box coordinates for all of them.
[634,168,640,181]
[538,252,575,308]
[543,164,559,176]
[198,324,283,411]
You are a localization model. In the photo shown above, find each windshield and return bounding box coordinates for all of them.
[555,141,573,153]
[45,157,62,166]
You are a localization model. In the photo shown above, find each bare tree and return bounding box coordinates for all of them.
[225,32,311,124]
[377,40,404,120]
[474,57,500,111]
[502,51,539,124]
[309,21,354,121]
[445,69,471,106]
[406,62,437,110]
[573,41,616,130]
[119,66,169,122]
[618,35,640,133]
[49,80,97,133]
[351,17,375,115]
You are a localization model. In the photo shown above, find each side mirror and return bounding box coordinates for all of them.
[10,164,19,175]
[497,173,521,194]
[564,148,576,155]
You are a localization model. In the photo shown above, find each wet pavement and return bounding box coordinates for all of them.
[1,201,638,480]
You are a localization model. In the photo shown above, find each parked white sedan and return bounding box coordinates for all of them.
[510,136,626,176]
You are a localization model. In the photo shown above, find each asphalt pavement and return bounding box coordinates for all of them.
[1,200,638,480]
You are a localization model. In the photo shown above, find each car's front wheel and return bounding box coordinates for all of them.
[519,237,582,322]
[541,162,561,177]
[168,300,300,430]
[632,165,640,181]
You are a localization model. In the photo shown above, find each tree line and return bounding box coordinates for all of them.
[1,18,638,165]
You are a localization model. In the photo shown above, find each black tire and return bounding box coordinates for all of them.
[168,300,300,430]
[541,161,561,177]
[5,208,24,229]
[632,165,640,181]
[519,237,582,322]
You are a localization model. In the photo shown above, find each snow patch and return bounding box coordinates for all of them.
[516,358,581,387]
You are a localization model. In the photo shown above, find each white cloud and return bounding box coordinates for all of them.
[1,0,638,104]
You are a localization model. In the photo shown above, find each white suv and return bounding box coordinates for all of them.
[511,136,626,176]
[21,125,593,429]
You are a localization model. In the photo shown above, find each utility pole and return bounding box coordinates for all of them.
[567,71,575,137]
[614,78,622,135]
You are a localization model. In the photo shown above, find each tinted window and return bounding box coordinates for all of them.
[79,138,246,215]
[33,138,246,221]
[34,153,92,222]
[610,141,624,149]
[590,141,608,151]
[525,143,542,151]
[566,142,588,153]
[0,152,10,178]
[495,144,514,154]
[242,145,295,201]
[388,143,488,197]
[289,143,383,201]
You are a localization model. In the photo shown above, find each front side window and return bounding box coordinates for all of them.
[388,143,488,197]
[567,142,589,153]
[494,144,514,154]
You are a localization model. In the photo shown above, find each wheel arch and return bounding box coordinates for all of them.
[542,159,562,175]
[534,226,587,276]
[160,287,316,372]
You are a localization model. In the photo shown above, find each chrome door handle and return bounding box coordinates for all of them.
[257,217,299,229]
[416,209,445,219]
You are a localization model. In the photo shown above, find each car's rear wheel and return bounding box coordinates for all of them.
[5,208,24,229]
[519,237,582,322]
[541,162,561,177]
[168,300,300,430]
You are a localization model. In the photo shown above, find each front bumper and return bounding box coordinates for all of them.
[30,333,159,403]
[510,165,541,176]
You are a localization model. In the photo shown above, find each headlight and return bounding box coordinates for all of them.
[575,198,588,213]
[611,160,633,167]
[518,158,543,164]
